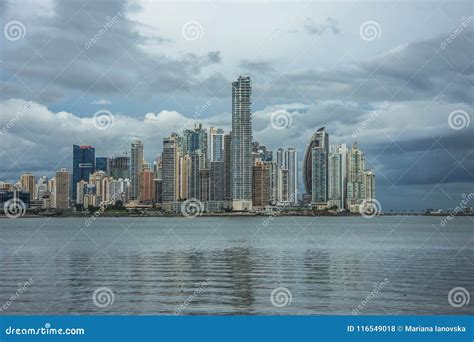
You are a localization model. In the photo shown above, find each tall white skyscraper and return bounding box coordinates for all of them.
[328,144,347,209]
[231,76,253,211]
[364,170,375,200]
[275,147,298,204]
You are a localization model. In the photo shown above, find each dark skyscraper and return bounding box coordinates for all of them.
[210,161,224,201]
[224,133,232,200]
[109,156,130,179]
[231,76,253,211]
[72,145,95,201]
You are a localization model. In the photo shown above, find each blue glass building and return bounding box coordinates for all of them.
[95,157,109,174]
[72,145,95,202]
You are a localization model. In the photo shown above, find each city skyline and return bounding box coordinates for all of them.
[0,0,472,211]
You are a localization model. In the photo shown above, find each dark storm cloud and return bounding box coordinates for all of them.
[239,60,275,74]
[258,29,473,104]
[365,132,474,186]
[0,0,221,103]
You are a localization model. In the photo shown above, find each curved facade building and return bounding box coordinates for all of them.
[303,127,328,198]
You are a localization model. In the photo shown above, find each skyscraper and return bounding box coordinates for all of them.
[109,155,130,180]
[20,173,35,199]
[364,170,375,200]
[231,76,253,211]
[183,123,208,167]
[209,161,224,201]
[72,145,95,202]
[36,176,48,200]
[130,140,144,200]
[55,168,70,209]
[276,148,286,169]
[304,128,329,201]
[209,127,225,162]
[178,154,191,200]
[139,167,155,203]
[310,128,329,205]
[189,151,203,199]
[286,148,298,203]
[252,161,271,207]
[347,142,365,211]
[162,135,179,205]
[223,133,232,200]
[328,144,347,209]
[95,157,109,174]
[199,169,210,202]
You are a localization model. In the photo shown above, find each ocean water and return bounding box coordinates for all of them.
[0,216,472,315]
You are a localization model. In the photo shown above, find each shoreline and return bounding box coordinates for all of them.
[0,212,471,219]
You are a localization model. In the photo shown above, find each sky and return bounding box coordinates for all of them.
[0,0,473,210]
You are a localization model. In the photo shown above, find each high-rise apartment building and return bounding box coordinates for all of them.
[328,144,348,209]
[231,76,253,211]
[139,168,155,202]
[252,161,271,207]
[36,176,48,200]
[364,170,376,200]
[162,135,179,204]
[55,168,70,209]
[130,140,144,200]
[347,142,365,210]
[286,148,298,203]
[223,133,232,200]
[189,151,203,199]
[178,154,191,200]
[20,173,35,199]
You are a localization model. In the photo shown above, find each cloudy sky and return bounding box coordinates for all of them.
[1,0,473,210]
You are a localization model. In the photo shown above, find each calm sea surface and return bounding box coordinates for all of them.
[0,216,472,315]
